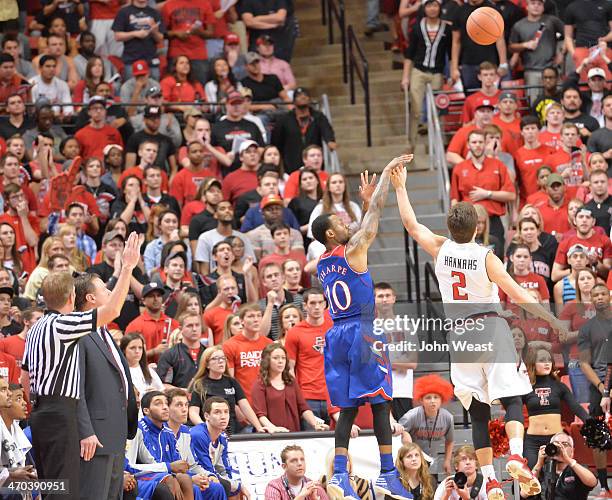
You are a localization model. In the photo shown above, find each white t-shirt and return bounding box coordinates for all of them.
[29,75,74,116]
[129,365,164,398]
[307,201,362,239]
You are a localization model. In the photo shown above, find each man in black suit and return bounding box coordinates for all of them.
[74,272,138,499]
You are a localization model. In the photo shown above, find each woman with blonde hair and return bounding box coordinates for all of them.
[58,224,88,272]
[307,173,362,239]
[396,443,434,500]
[188,345,265,434]
[223,313,243,342]
[321,449,373,500]
[23,236,64,301]
[277,304,303,345]
[473,204,503,260]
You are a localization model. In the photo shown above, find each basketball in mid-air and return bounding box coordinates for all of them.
[466,7,504,45]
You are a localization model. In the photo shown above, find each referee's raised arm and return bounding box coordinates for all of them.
[95,232,142,327]
[24,232,142,499]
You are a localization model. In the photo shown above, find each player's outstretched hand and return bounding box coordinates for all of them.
[122,232,142,270]
[383,154,413,173]
[390,164,407,189]
[359,170,377,204]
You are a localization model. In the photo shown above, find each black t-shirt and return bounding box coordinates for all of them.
[1,320,23,337]
[584,195,612,235]
[210,118,264,172]
[189,209,218,241]
[452,1,500,65]
[495,0,525,43]
[110,199,148,235]
[87,261,148,330]
[199,270,247,306]
[190,375,246,434]
[564,0,612,47]
[126,130,176,172]
[565,113,600,133]
[235,189,261,224]
[142,192,181,219]
[0,116,33,141]
[241,74,284,102]
[111,5,165,64]
[38,1,81,34]
[239,0,289,49]
[540,463,594,500]
[288,196,319,226]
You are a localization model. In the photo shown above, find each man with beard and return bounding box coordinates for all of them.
[562,87,599,140]
[271,88,336,173]
[552,207,612,280]
[73,272,138,500]
[73,31,115,80]
[450,129,516,243]
[195,201,256,276]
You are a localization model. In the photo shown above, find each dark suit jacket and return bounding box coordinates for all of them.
[77,327,138,455]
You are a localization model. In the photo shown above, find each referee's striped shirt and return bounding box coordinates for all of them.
[23,309,97,400]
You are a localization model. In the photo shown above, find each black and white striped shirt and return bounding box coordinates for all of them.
[23,309,97,400]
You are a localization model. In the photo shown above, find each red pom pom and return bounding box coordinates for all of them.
[489,418,510,458]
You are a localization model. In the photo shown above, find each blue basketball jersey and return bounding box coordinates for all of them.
[317,245,375,322]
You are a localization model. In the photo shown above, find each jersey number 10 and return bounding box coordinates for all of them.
[325,281,353,314]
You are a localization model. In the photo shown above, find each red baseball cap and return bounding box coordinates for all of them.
[132,60,149,77]
[474,96,495,111]
[224,33,240,45]
[260,194,283,209]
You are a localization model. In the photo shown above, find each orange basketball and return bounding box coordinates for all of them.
[466,7,504,45]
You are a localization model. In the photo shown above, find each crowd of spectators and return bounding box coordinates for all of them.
[0,0,609,498]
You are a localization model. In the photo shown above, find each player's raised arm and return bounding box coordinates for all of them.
[346,155,413,271]
[486,251,568,333]
[391,164,447,259]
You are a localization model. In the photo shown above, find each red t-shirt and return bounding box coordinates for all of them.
[75,124,124,161]
[0,213,39,274]
[461,90,501,123]
[554,232,612,266]
[539,132,583,152]
[559,301,596,357]
[222,169,258,205]
[538,199,571,235]
[89,0,121,19]
[0,352,19,383]
[181,200,206,226]
[161,0,214,60]
[545,150,588,187]
[450,157,515,216]
[514,144,554,205]
[284,317,333,400]
[125,311,179,359]
[169,167,217,205]
[512,318,558,352]
[223,334,273,402]
[0,335,25,368]
[160,76,207,104]
[177,146,223,179]
[499,272,550,303]
[492,115,523,154]
[203,306,233,346]
[118,166,169,193]
[283,169,329,201]
[526,190,549,208]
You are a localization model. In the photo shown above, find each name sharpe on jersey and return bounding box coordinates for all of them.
[318,263,348,282]
[443,256,478,270]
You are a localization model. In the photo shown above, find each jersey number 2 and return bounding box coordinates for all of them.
[451,271,469,300]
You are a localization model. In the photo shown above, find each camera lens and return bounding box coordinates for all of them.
[454,472,468,488]
[544,443,559,457]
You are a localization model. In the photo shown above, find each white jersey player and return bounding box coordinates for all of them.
[390,165,569,500]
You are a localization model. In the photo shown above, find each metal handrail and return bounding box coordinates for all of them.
[403,232,421,303]
[320,93,341,174]
[425,83,450,214]
[347,24,372,147]
[321,0,347,83]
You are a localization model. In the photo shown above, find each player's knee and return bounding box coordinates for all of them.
[500,396,524,424]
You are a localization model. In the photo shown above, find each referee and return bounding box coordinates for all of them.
[23,232,141,499]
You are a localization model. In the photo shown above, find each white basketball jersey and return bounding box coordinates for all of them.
[435,239,501,319]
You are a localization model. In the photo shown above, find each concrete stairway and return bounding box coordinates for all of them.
[292,0,448,302]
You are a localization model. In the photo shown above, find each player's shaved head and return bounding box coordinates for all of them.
[447,202,478,243]
[311,213,333,245]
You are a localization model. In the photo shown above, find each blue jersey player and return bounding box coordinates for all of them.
[311,155,413,500]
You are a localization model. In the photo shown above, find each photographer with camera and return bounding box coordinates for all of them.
[434,446,487,500]
[530,433,597,500]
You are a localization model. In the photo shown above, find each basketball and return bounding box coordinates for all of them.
[466,7,504,45]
